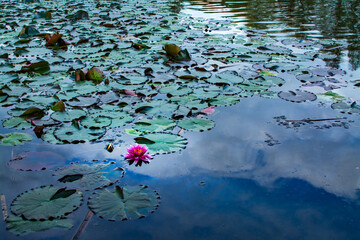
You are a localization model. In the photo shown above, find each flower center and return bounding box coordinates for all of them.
[134,148,143,154]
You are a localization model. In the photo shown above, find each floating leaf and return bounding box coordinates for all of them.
[21,61,50,75]
[86,67,104,84]
[6,215,73,236]
[163,44,181,58]
[55,163,116,190]
[0,133,32,146]
[208,95,240,106]
[133,117,176,132]
[51,109,86,122]
[178,118,215,132]
[88,185,160,221]
[135,133,187,154]
[11,186,82,220]
[331,102,360,114]
[9,151,66,171]
[3,117,32,130]
[51,101,66,112]
[54,125,105,143]
[18,26,40,38]
[20,107,45,120]
[125,129,143,136]
[278,89,317,103]
[81,116,112,129]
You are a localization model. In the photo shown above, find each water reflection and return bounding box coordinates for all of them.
[183,0,360,70]
[132,96,360,199]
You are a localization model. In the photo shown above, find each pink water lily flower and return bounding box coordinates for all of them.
[124,144,152,166]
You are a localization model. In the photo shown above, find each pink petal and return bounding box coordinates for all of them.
[201,106,215,114]
[124,89,137,96]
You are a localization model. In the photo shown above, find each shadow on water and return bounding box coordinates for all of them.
[183,0,360,70]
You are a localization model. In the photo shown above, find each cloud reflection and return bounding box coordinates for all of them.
[131,97,360,199]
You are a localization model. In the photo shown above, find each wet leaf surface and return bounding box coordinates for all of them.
[88,185,160,221]
[11,186,82,220]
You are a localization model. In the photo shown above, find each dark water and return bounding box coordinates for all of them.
[1,0,360,240]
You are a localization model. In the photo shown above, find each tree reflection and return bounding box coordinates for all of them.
[183,0,360,70]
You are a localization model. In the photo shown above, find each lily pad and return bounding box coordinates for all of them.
[135,133,187,154]
[9,151,66,171]
[133,117,176,132]
[88,185,160,221]
[177,118,215,132]
[6,215,73,236]
[11,186,82,220]
[55,163,117,190]
[3,117,32,130]
[278,89,317,103]
[331,102,360,114]
[208,95,240,106]
[54,125,105,143]
[51,109,86,122]
[0,132,33,146]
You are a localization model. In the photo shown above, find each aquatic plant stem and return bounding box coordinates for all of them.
[284,117,346,123]
[72,210,93,240]
[177,128,184,136]
[1,194,8,221]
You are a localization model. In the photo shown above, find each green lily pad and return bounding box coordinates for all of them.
[134,100,178,117]
[81,116,112,129]
[208,95,240,106]
[133,116,176,132]
[177,118,215,132]
[11,186,82,220]
[3,117,32,130]
[0,132,33,146]
[88,185,160,221]
[67,97,99,107]
[6,215,73,236]
[206,71,244,85]
[54,125,105,143]
[51,109,86,122]
[135,133,187,154]
[55,163,116,190]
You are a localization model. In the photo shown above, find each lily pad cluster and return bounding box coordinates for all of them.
[6,160,159,236]
[0,0,352,152]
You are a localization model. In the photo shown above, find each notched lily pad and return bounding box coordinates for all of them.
[21,61,50,75]
[55,163,119,190]
[88,185,160,221]
[135,133,187,154]
[54,125,105,143]
[278,89,317,103]
[11,186,82,220]
[177,118,215,132]
[6,215,73,236]
[9,151,66,171]
[133,117,176,132]
[0,132,33,146]
[331,101,360,114]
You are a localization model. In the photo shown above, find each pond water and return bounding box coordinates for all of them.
[0,0,360,239]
